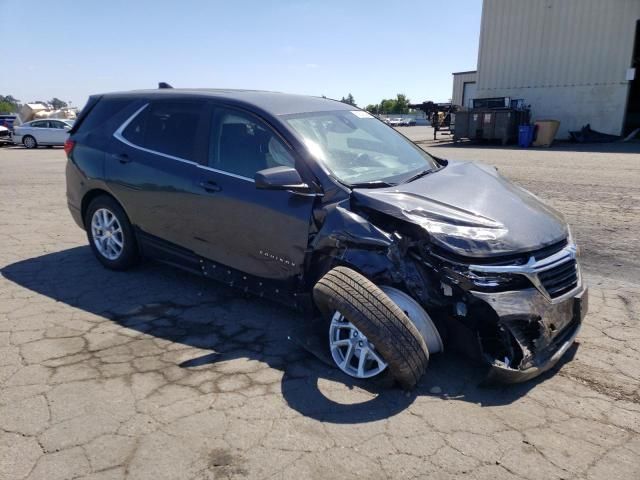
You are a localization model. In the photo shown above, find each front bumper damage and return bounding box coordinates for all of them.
[311,197,587,385]
[471,285,588,383]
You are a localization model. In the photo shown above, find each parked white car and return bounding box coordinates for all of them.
[0,125,10,143]
[13,119,74,149]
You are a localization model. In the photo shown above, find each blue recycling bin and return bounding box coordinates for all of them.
[518,125,535,148]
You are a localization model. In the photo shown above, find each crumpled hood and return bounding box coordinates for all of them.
[352,160,568,258]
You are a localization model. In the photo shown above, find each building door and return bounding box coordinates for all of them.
[624,20,640,136]
[462,82,477,109]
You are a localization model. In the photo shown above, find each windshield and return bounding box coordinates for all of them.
[283,110,440,186]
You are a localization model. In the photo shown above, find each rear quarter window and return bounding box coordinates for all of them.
[122,106,147,146]
[75,98,132,135]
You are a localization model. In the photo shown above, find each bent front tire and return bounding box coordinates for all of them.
[313,266,430,390]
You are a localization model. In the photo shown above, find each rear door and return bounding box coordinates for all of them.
[39,121,57,143]
[191,105,316,280]
[106,99,210,248]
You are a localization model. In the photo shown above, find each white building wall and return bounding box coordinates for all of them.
[452,71,477,107]
[476,0,640,137]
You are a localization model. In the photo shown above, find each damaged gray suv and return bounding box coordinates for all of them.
[65,87,588,388]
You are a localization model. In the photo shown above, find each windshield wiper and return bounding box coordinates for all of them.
[348,180,395,189]
[402,169,432,184]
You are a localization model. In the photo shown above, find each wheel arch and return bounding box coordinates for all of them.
[313,266,430,389]
[81,189,132,229]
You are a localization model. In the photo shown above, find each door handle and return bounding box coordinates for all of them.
[198,180,221,193]
[114,153,131,164]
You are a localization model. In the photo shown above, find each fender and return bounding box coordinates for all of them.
[307,201,434,305]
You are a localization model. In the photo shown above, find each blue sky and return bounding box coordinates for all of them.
[2,0,481,109]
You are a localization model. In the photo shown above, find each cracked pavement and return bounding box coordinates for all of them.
[1,137,639,479]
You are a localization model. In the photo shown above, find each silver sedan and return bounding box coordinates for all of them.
[13,119,74,148]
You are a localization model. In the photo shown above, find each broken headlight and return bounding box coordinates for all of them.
[444,266,531,292]
[567,226,580,257]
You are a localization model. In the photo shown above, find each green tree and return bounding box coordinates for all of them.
[393,93,410,114]
[0,95,19,105]
[377,94,410,114]
[0,101,15,114]
[0,95,20,113]
[379,98,396,114]
[50,98,68,109]
[340,93,356,106]
[365,104,380,114]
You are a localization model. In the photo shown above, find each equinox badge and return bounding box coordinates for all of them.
[259,250,296,267]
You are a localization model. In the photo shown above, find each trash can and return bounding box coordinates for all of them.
[518,125,535,148]
[532,120,560,147]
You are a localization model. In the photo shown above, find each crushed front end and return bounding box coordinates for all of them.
[420,239,588,383]
[310,159,589,384]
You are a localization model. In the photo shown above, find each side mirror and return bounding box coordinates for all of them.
[255,166,311,193]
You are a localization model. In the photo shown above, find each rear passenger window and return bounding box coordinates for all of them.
[209,108,295,179]
[126,101,204,162]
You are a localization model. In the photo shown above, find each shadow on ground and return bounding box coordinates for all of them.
[2,246,576,423]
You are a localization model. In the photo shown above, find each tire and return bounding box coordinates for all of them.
[23,135,37,149]
[313,266,429,389]
[84,195,139,270]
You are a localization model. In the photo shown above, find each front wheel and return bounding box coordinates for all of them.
[313,266,430,389]
[23,135,37,149]
[85,195,139,270]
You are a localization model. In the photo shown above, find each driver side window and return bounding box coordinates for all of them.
[208,108,294,179]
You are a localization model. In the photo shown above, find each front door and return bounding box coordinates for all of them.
[191,105,316,281]
[48,120,71,144]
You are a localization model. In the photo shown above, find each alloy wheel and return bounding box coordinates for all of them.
[329,311,388,378]
[91,208,124,260]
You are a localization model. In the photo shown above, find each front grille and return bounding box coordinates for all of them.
[538,258,578,298]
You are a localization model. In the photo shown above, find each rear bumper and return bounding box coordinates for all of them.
[67,201,84,229]
[471,284,588,383]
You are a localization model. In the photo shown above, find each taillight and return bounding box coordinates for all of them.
[64,139,75,156]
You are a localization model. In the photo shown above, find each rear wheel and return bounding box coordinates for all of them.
[23,135,37,149]
[85,195,139,270]
[313,266,430,389]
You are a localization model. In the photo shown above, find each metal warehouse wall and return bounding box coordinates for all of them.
[476,0,640,137]
[452,71,477,107]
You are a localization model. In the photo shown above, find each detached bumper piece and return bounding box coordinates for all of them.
[473,286,588,384]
